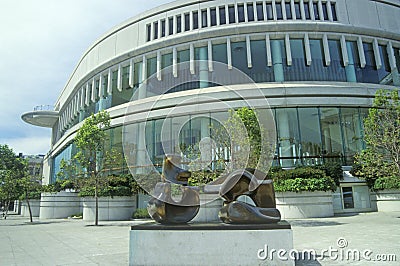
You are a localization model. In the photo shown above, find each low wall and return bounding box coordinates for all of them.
[372,189,400,212]
[40,191,82,219]
[82,196,137,221]
[20,199,40,217]
[276,191,334,219]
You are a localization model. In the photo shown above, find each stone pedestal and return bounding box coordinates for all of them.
[129,222,293,266]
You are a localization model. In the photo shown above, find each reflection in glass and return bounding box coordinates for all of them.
[320,107,344,164]
[298,108,322,166]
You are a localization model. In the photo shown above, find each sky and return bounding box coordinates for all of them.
[0,0,173,155]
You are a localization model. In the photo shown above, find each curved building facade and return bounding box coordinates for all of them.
[22,0,400,187]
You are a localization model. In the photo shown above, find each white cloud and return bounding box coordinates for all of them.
[0,0,173,155]
[0,136,51,156]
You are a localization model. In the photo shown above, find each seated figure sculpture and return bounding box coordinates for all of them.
[147,155,200,224]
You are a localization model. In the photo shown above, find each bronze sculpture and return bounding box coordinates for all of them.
[147,155,200,224]
[147,155,281,224]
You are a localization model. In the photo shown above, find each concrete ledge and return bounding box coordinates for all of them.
[83,196,137,221]
[276,191,334,219]
[20,200,40,217]
[130,222,293,266]
[372,189,400,212]
[40,192,82,219]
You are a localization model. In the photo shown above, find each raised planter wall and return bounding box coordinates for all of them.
[82,196,137,221]
[40,191,82,219]
[276,191,334,219]
[372,189,400,212]
[20,199,40,217]
[192,194,223,223]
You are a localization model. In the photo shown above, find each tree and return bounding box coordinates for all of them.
[211,107,275,172]
[74,111,111,226]
[0,145,25,219]
[20,160,42,223]
[353,89,400,190]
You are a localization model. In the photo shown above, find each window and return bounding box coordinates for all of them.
[276,108,300,167]
[153,21,158,39]
[256,2,264,21]
[228,5,235,23]
[320,107,344,164]
[285,39,306,81]
[322,2,328,20]
[309,39,329,80]
[184,14,190,31]
[122,66,130,89]
[213,43,228,64]
[161,20,166,37]
[162,53,173,69]
[331,2,338,21]
[238,4,245,22]
[285,2,292,19]
[147,57,157,79]
[250,40,274,82]
[266,3,273,20]
[193,11,199,29]
[295,2,301,19]
[313,2,320,20]
[176,15,182,33]
[328,40,346,81]
[378,44,391,82]
[201,9,208,28]
[168,17,174,35]
[247,3,255,22]
[146,24,151,41]
[276,3,283,20]
[210,8,217,26]
[298,108,322,165]
[304,2,311,19]
[219,6,226,25]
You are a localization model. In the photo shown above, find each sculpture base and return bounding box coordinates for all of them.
[129,222,294,266]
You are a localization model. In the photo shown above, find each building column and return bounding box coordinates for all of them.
[137,61,147,99]
[345,42,357,82]
[199,47,209,88]
[271,40,284,82]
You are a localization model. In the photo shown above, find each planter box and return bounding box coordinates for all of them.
[373,189,400,212]
[40,191,82,219]
[82,196,137,221]
[276,191,334,219]
[192,193,223,223]
[21,199,40,217]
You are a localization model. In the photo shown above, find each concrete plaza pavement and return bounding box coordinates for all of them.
[0,211,399,265]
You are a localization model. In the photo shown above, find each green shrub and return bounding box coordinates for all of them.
[132,208,150,219]
[373,176,400,191]
[271,167,336,192]
[188,171,220,186]
[315,162,343,186]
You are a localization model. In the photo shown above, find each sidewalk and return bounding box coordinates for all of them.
[0,212,399,265]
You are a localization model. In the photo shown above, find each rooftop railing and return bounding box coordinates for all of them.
[33,105,54,111]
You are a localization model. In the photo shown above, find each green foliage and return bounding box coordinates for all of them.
[353,89,400,190]
[315,162,343,186]
[271,167,337,193]
[188,171,220,186]
[78,174,134,198]
[132,208,150,219]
